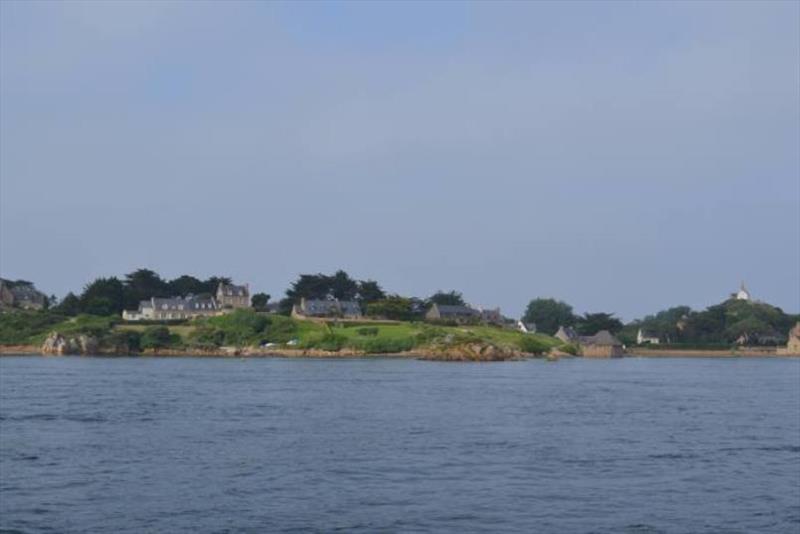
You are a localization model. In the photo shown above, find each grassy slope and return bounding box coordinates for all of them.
[1,310,561,355]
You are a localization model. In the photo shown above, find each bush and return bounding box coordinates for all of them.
[141,326,172,350]
[356,327,379,337]
[102,330,141,353]
[349,337,415,354]
[312,333,348,351]
[0,310,66,345]
[518,336,551,355]
[558,343,579,355]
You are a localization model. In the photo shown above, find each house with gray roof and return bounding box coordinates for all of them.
[425,303,480,324]
[517,321,537,334]
[292,297,362,319]
[217,282,251,309]
[554,326,579,343]
[123,295,218,321]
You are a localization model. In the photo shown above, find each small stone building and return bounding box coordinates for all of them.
[425,303,480,324]
[555,326,579,343]
[579,330,624,358]
[216,282,251,309]
[785,323,800,355]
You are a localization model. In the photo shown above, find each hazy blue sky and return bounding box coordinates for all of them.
[1,1,798,320]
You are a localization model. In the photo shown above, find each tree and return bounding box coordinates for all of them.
[330,270,359,300]
[53,292,80,316]
[251,293,270,310]
[576,312,624,335]
[358,280,385,303]
[203,276,232,295]
[79,277,126,316]
[522,298,576,335]
[123,268,170,309]
[429,290,466,306]
[168,275,207,297]
[366,296,414,321]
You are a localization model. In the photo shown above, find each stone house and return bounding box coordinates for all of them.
[637,329,660,345]
[292,297,362,319]
[425,303,480,324]
[123,295,218,321]
[0,279,46,310]
[479,307,504,325]
[554,326,578,343]
[216,282,251,309]
[780,323,800,355]
[579,330,624,358]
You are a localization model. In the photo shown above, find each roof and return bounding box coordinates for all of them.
[301,299,361,316]
[218,283,249,297]
[581,330,622,346]
[434,304,479,317]
[555,326,578,340]
[149,295,217,311]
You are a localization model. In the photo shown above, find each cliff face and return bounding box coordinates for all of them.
[41,333,98,355]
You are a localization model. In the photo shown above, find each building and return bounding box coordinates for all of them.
[478,307,504,325]
[0,279,46,310]
[425,303,480,324]
[579,330,624,358]
[123,295,218,321]
[292,297,362,319]
[782,323,800,355]
[637,328,660,345]
[517,321,537,334]
[734,282,751,301]
[554,326,578,343]
[216,282,251,309]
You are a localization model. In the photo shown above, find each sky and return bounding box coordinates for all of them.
[1,0,798,320]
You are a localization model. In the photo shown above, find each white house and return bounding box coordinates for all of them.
[517,321,537,334]
[636,328,660,345]
[735,282,751,301]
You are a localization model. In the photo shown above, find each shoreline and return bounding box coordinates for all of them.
[2,345,798,359]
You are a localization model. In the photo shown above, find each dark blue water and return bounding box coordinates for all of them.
[1,356,799,533]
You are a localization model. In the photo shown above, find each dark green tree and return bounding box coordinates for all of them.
[358,280,386,303]
[330,270,359,300]
[429,290,466,306]
[251,293,270,310]
[79,277,126,316]
[522,298,576,335]
[123,269,170,308]
[168,275,207,296]
[576,312,624,335]
[366,296,414,321]
[53,292,81,316]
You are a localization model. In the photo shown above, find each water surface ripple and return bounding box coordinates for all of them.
[1,356,799,533]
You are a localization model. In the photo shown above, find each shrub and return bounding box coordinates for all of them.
[356,327,379,337]
[141,326,172,350]
[313,333,348,351]
[558,343,579,356]
[349,337,415,354]
[518,336,551,355]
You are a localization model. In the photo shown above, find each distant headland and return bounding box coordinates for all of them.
[1,270,798,360]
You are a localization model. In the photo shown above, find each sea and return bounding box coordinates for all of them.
[1,356,798,533]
